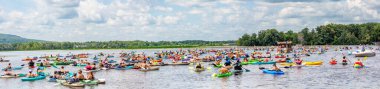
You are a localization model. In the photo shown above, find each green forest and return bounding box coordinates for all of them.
[237,23,380,46]
[0,40,234,51]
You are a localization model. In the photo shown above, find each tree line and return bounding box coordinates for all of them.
[0,40,235,51]
[237,23,380,46]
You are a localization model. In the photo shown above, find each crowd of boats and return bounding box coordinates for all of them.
[0,45,378,87]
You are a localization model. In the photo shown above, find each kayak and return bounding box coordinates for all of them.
[80,80,98,85]
[342,62,348,65]
[354,64,364,68]
[61,82,85,87]
[213,64,223,68]
[262,69,284,74]
[253,61,276,65]
[140,67,160,72]
[115,66,133,70]
[0,74,26,78]
[241,62,255,65]
[21,75,46,81]
[150,63,168,66]
[304,61,323,65]
[48,78,57,82]
[54,61,74,65]
[2,66,23,71]
[194,67,205,72]
[329,61,337,65]
[0,60,10,62]
[167,62,190,65]
[73,64,87,67]
[213,72,232,78]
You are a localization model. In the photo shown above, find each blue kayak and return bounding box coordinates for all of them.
[262,69,284,74]
[253,61,276,65]
[2,66,23,71]
[115,66,133,70]
[21,75,46,81]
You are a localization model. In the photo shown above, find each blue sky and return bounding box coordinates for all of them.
[0,0,379,42]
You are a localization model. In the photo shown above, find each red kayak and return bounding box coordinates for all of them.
[329,61,337,65]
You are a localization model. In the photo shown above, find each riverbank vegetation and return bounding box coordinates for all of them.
[0,40,235,51]
[237,23,380,46]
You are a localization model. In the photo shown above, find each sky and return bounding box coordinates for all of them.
[0,0,379,42]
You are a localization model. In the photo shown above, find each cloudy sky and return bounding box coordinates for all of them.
[0,0,379,42]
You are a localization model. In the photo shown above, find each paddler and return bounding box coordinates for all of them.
[5,63,12,70]
[69,73,80,83]
[271,64,280,71]
[28,60,35,68]
[195,62,202,69]
[78,70,85,80]
[354,59,364,67]
[342,56,348,63]
[3,69,13,75]
[86,71,95,80]
[219,67,229,74]
[26,70,38,78]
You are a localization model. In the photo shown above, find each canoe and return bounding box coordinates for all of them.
[329,61,337,65]
[21,75,46,81]
[167,62,190,65]
[253,61,276,65]
[213,72,232,78]
[304,61,323,65]
[0,74,26,78]
[354,64,364,68]
[354,51,376,57]
[115,66,133,70]
[194,67,205,72]
[140,67,159,72]
[61,82,85,87]
[262,69,284,74]
[2,66,23,71]
[0,60,10,62]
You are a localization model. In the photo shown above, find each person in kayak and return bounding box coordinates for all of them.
[330,57,337,63]
[86,71,95,80]
[354,59,364,67]
[26,70,37,78]
[59,66,68,75]
[3,69,13,75]
[78,70,85,80]
[234,60,243,71]
[224,59,231,66]
[219,67,229,74]
[5,63,12,70]
[69,73,80,83]
[28,60,35,68]
[195,62,202,69]
[85,63,93,70]
[342,56,348,63]
[271,64,280,71]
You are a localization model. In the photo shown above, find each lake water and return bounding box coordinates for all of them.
[0,46,379,89]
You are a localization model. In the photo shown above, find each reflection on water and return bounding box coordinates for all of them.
[0,47,379,89]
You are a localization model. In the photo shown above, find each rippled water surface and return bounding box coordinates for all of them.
[0,47,380,89]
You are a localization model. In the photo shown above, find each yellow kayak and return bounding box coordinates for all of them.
[304,61,323,65]
[280,63,296,66]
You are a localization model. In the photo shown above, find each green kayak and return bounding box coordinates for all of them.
[54,61,74,65]
[213,64,223,68]
[241,62,255,65]
[214,72,232,78]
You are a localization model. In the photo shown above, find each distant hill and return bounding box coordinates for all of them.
[0,33,44,44]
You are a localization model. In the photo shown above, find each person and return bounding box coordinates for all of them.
[354,59,364,67]
[195,63,202,69]
[224,59,231,66]
[26,70,37,78]
[331,57,336,62]
[69,73,80,83]
[271,64,280,71]
[5,63,12,70]
[219,67,229,74]
[4,69,13,75]
[85,63,93,70]
[59,66,68,75]
[78,70,85,80]
[234,61,243,71]
[342,56,348,63]
[86,72,95,80]
[28,60,35,68]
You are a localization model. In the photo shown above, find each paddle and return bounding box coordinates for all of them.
[242,67,250,72]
